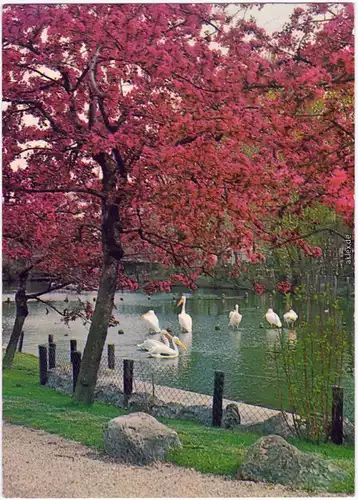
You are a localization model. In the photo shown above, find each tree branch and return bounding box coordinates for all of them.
[3,99,67,135]
[26,282,71,300]
[19,187,106,199]
[33,297,66,316]
[277,228,347,248]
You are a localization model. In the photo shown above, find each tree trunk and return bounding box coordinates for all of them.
[73,150,124,404]
[72,255,119,403]
[3,279,29,369]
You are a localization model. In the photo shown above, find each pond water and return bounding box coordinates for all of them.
[2,284,354,419]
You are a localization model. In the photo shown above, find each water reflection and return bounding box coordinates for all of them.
[178,331,192,350]
[288,330,297,345]
[265,328,280,345]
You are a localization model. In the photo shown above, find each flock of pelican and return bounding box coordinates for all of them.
[138,295,298,359]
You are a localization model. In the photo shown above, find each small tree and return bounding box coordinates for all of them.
[274,294,349,443]
[2,193,100,368]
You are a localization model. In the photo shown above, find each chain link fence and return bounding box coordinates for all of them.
[11,335,354,441]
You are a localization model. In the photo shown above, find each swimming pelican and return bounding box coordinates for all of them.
[148,332,187,358]
[228,304,242,329]
[137,330,170,351]
[283,309,298,327]
[140,310,161,333]
[264,308,282,328]
[177,296,192,333]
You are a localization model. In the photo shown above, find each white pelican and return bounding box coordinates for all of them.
[283,309,298,327]
[177,296,192,333]
[137,330,170,351]
[228,304,242,329]
[140,310,161,333]
[264,308,282,328]
[148,333,187,358]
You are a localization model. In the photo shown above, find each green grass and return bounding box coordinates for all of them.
[3,353,355,493]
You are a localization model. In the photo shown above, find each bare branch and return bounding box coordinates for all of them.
[26,281,71,300]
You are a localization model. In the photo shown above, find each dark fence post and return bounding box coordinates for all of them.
[72,351,81,393]
[70,339,77,363]
[123,359,134,396]
[212,371,225,427]
[49,341,56,369]
[331,385,344,445]
[38,345,48,386]
[48,334,54,344]
[18,331,24,352]
[108,344,115,369]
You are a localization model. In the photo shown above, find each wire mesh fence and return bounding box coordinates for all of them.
[343,386,355,424]
[10,335,354,442]
[24,336,283,426]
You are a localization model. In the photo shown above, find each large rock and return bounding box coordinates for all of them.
[103,412,182,464]
[238,434,347,491]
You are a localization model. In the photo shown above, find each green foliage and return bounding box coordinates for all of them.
[3,353,354,493]
[274,294,349,443]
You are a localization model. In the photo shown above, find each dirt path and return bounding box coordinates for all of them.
[2,423,330,498]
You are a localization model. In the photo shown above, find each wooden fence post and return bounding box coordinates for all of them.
[108,344,115,369]
[70,339,77,363]
[123,359,134,396]
[18,331,24,352]
[38,345,48,385]
[48,334,54,344]
[212,371,225,427]
[331,386,344,445]
[49,341,56,369]
[72,351,81,393]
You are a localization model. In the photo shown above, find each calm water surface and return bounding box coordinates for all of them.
[2,284,354,418]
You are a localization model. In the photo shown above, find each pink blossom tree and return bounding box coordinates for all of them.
[2,193,101,368]
[3,4,353,403]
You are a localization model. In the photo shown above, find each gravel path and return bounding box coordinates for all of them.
[3,423,333,498]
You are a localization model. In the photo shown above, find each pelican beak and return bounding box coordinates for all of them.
[177,298,184,307]
[140,314,145,318]
[175,338,187,350]
[164,332,174,341]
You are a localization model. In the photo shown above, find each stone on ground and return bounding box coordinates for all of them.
[223,403,241,429]
[127,392,164,411]
[262,413,296,438]
[237,434,347,491]
[343,417,354,445]
[103,412,182,464]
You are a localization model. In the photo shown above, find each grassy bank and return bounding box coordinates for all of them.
[3,353,354,493]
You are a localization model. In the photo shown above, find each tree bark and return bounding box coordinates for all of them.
[72,254,119,403]
[73,151,124,404]
[3,271,29,369]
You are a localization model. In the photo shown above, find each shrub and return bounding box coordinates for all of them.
[273,294,349,443]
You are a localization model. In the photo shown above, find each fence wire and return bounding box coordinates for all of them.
[11,338,355,435]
